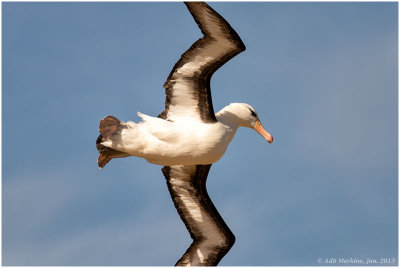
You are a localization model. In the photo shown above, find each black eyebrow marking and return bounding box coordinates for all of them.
[248,108,257,117]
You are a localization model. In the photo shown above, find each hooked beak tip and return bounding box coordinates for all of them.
[254,121,273,144]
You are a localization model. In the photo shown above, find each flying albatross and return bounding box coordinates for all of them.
[96,2,273,266]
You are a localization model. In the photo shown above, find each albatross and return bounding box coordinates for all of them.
[96,2,273,266]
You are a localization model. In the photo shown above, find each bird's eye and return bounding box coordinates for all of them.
[248,108,257,118]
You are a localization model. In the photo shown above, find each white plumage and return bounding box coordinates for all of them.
[95,2,273,266]
[100,103,270,166]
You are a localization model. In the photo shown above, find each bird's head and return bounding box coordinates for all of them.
[217,103,273,143]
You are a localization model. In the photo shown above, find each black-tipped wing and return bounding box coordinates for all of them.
[162,165,235,266]
[158,2,246,123]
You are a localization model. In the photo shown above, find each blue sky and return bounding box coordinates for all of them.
[2,1,398,266]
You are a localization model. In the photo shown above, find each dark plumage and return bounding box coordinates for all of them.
[160,2,245,265]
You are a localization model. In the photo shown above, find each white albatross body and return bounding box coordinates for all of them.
[101,103,270,166]
[96,2,273,266]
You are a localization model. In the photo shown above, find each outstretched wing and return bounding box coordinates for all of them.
[162,165,235,266]
[158,2,246,123]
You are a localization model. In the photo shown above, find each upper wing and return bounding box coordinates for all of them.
[158,2,246,123]
[162,165,235,266]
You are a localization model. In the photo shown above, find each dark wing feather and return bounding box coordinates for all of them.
[158,2,246,123]
[162,165,235,266]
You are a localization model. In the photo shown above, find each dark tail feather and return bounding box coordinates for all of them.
[96,135,129,169]
[96,116,129,170]
[99,115,121,138]
[97,153,111,169]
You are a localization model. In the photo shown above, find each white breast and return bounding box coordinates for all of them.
[101,114,237,166]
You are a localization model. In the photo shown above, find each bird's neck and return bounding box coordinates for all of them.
[215,106,241,129]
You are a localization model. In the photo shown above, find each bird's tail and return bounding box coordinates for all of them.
[96,115,129,169]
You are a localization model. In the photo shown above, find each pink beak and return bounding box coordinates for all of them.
[254,121,273,143]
